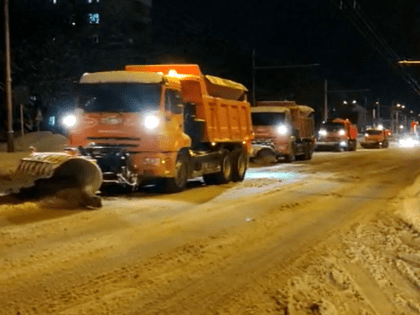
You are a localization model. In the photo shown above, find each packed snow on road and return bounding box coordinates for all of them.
[1,132,420,314]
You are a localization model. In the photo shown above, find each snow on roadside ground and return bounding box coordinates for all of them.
[270,176,420,314]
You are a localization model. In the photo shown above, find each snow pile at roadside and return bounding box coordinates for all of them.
[270,178,420,315]
[0,131,67,152]
[396,175,420,232]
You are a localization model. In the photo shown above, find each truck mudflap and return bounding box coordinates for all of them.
[8,152,103,197]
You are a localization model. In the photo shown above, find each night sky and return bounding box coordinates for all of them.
[3,0,420,122]
[153,0,420,115]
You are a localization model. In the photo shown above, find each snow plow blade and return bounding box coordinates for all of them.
[11,152,103,198]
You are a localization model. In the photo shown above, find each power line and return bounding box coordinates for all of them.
[329,0,420,96]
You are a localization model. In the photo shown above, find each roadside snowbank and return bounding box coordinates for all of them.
[0,132,67,174]
[0,131,67,153]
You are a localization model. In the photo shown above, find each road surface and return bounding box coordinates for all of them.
[1,146,420,314]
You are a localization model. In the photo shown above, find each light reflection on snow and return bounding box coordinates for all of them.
[245,171,302,180]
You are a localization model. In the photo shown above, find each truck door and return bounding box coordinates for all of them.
[164,89,185,144]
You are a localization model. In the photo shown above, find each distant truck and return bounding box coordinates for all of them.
[36,64,254,193]
[250,101,316,163]
[360,127,391,148]
[316,118,358,151]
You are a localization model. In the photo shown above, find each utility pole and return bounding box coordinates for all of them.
[252,50,256,106]
[4,0,14,152]
[251,50,319,106]
[324,79,328,121]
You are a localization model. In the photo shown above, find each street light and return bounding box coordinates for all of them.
[398,60,420,65]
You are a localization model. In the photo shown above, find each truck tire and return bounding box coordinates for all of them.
[232,148,248,182]
[382,140,389,148]
[284,143,296,163]
[203,149,232,185]
[304,142,313,160]
[162,154,189,193]
[351,140,357,151]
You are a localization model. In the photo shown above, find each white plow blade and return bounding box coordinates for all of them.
[7,152,103,196]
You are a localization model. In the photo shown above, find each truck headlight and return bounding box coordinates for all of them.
[62,114,77,127]
[144,115,160,130]
[277,125,288,135]
[339,129,345,136]
[319,129,327,136]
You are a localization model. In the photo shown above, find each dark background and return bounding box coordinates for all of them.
[2,0,420,129]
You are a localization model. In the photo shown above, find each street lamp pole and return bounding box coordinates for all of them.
[324,79,328,121]
[252,50,256,106]
[3,0,14,152]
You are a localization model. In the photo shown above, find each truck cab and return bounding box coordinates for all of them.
[250,101,315,163]
[360,127,390,148]
[316,118,358,151]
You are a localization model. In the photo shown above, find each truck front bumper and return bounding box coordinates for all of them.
[131,152,178,178]
[360,141,381,148]
[316,140,348,150]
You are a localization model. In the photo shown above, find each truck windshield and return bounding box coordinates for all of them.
[366,129,382,135]
[322,123,344,131]
[251,112,285,126]
[77,83,161,112]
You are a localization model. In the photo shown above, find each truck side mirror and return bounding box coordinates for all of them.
[184,102,197,119]
[172,104,183,115]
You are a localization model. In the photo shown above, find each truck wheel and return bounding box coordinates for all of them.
[284,143,296,163]
[203,150,232,185]
[163,154,189,193]
[382,140,389,148]
[352,140,357,151]
[232,149,248,182]
[304,142,313,160]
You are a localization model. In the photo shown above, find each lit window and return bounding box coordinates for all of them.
[52,0,57,4]
[88,13,100,24]
[87,0,92,3]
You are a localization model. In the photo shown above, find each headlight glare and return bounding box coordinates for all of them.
[339,129,345,136]
[62,114,77,127]
[319,129,327,136]
[144,115,160,130]
[277,125,288,135]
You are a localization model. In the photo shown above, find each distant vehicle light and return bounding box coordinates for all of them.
[377,124,384,130]
[339,141,347,147]
[277,125,288,135]
[144,115,160,130]
[62,114,77,127]
[399,137,419,148]
[319,129,327,136]
[338,129,345,136]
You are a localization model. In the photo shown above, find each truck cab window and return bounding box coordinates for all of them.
[165,90,183,114]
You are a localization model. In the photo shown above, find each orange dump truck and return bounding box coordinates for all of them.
[250,101,316,162]
[56,64,253,192]
[316,118,358,151]
[360,127,391,148]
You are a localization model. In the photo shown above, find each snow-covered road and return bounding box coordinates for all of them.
[1,146,420,314]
